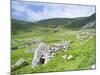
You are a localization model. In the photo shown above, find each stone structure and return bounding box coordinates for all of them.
[31,41,71,68]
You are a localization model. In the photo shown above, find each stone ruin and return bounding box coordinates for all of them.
[77,29,96,41]
[31,41,72,68]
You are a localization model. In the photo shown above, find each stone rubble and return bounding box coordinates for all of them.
[77,30,95,41]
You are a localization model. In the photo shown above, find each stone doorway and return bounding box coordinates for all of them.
[39,57,45,64]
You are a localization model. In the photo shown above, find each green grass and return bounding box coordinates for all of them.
[11,26,96,74]
[11,13,96,74]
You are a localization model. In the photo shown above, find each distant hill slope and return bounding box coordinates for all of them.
[83,13,96,28]
[11,13,96,34]
[11,19,34,34]
[35,13,96,28]
[34,17,87,28]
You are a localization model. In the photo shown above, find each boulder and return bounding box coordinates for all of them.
[15,58,26,66]
[90,64,96,69]
[11,58,28,71]
[67,55,73,60]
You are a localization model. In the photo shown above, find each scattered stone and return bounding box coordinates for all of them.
[62,55,73,60]
[32,40,41,44]
[15,58,26,66]
[62,55,68,59]
[67,55,73,60]
[90,64,96,69]
[77,30,95,41]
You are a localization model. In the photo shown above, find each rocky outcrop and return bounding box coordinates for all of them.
[11,58,29,71]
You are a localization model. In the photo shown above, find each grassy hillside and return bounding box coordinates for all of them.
[11,13,96,74]
[11,13,96,34]
[11,19,34,34]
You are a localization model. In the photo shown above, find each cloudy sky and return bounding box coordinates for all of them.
[12,1,95,22]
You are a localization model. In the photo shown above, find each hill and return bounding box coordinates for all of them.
[83,13,96,28]
[11,13,96,34]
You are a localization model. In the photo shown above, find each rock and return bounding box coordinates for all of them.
[62,55,73,60]
[67,55,73,60]
[90,64,96,69]
[15,58,26,66]
[62,55,68,59]
[11,58,28,71]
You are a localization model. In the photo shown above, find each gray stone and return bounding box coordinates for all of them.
[11,58,28,71]
[90,64,96,69]
[15,58,26,66]
[67,55,73,60]
[62,55,68,59]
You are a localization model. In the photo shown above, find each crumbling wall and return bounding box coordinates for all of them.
[31,41,71,68]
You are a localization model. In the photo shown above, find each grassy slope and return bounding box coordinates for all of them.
[11,13,96,74]
[11,28,96,74]
[11,17,88,34]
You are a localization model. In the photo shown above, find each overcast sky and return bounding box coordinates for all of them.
[12,1,96,22]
